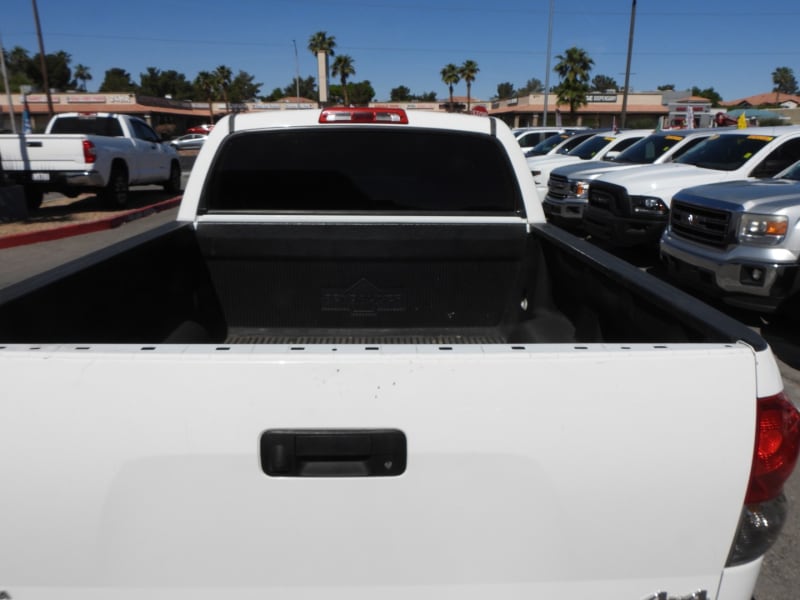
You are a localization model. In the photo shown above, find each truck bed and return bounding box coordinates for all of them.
[0,219,763,350]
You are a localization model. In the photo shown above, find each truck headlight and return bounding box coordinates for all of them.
[738,214,788,245]
[569,180,589,199]
[630,195,667,215]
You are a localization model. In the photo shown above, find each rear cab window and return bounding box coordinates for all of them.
[200,127,525,215]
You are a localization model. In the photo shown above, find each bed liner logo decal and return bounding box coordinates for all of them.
[321,279,405,316]
[643,591,707,600]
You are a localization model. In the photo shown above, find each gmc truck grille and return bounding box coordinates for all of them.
[547,174,570,199]
[670,200,732,247]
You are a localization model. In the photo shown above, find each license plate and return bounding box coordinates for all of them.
[32,172,50,181]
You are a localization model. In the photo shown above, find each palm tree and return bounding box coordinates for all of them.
[459,60,479,111]
[72,63,92,91]
[308,31,336,103]
[331,54,356,105]
[553,46,594,120]
[772,66,798,100]
[195,70,216,124]
[214,64,233,113]
[440,63,460,112]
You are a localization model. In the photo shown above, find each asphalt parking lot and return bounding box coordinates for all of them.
[0,154,798,599]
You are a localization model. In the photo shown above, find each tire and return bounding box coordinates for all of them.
[163,161,181,194]
[23,185,43,211]
[100,165,129,208]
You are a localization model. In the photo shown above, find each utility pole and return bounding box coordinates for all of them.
[620,0,637,129]
[31,0,54,120]
[0,33,18,133]
[292,40,300,100]
[542,0,554,127]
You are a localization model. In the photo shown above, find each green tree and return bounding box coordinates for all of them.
[331,54,356,105]
[1,46,33,92]
[591,74,618,92]
[440,63,460,111]
[390,85,412,101]
[28,50,72,91]
[518,78,544,95]
[194,70,217,124]
[343,80,375,105]
[98,67,138,92]
[228,70,261,103]
[459,60,479,111]
[214,65,233,112]
[553,46,594,119]
[495,82,515,100]
[415,91,437,102]
[691,86,723,106]
[72,63,92,91]
[772,66,798,96]
[281,75,317,100]
[139,67,193,100]
[657,83,676,91]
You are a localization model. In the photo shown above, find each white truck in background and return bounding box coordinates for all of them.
[543,128,716,230]
[0,107,798,600]
[526,128,651,195]
[0,112,181,209]
[583,126,800,247]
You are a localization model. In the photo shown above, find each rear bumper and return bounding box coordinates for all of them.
[8,169,105,189]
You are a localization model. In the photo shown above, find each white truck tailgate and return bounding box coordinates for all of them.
[0,343,756,600]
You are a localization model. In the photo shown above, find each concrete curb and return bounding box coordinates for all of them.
[0,196,182,250]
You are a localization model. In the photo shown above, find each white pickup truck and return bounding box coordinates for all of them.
[543,129,717,230]
[0,107,798,600]
[583,126,800,246]
[0,112,181,209]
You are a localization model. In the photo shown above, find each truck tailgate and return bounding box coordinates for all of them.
[1,135,93,171]
[1,343,756,599]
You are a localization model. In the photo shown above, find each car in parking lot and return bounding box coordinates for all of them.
[170,133,208,151]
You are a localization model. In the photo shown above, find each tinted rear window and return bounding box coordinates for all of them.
[49,116,124,136]
[201,127,523,214]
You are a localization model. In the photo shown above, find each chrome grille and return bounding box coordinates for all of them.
[670,200,732,247]
[547,173,570,200]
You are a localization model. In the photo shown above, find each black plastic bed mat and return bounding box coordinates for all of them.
[223,327,507,345]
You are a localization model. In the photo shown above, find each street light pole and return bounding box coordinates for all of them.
[31,0,54,120]
[292,39,300,100]
[542,0,554,127]
[620,0,637,129]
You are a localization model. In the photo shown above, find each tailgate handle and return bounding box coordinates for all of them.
[261,429,406,477]
[26,141,43,147]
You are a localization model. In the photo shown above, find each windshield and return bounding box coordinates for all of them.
[778,160,800,181]
[568,135,615,159]
[528,133,571,156]
[613,133,685,164]
[675,133,772,171]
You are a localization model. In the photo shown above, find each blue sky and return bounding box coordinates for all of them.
[3,0,800,102]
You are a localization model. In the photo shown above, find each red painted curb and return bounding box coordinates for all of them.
[0,196,181,250]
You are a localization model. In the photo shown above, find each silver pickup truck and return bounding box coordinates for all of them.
[660,159,800,312]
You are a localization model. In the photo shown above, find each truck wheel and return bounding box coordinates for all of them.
[24,186,44,211]
[101,166,129,208]
[163,162,181,194]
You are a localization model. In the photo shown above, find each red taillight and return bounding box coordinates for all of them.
[746,392,800,504]
[319,107,409,124]
[82,139,97,164]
